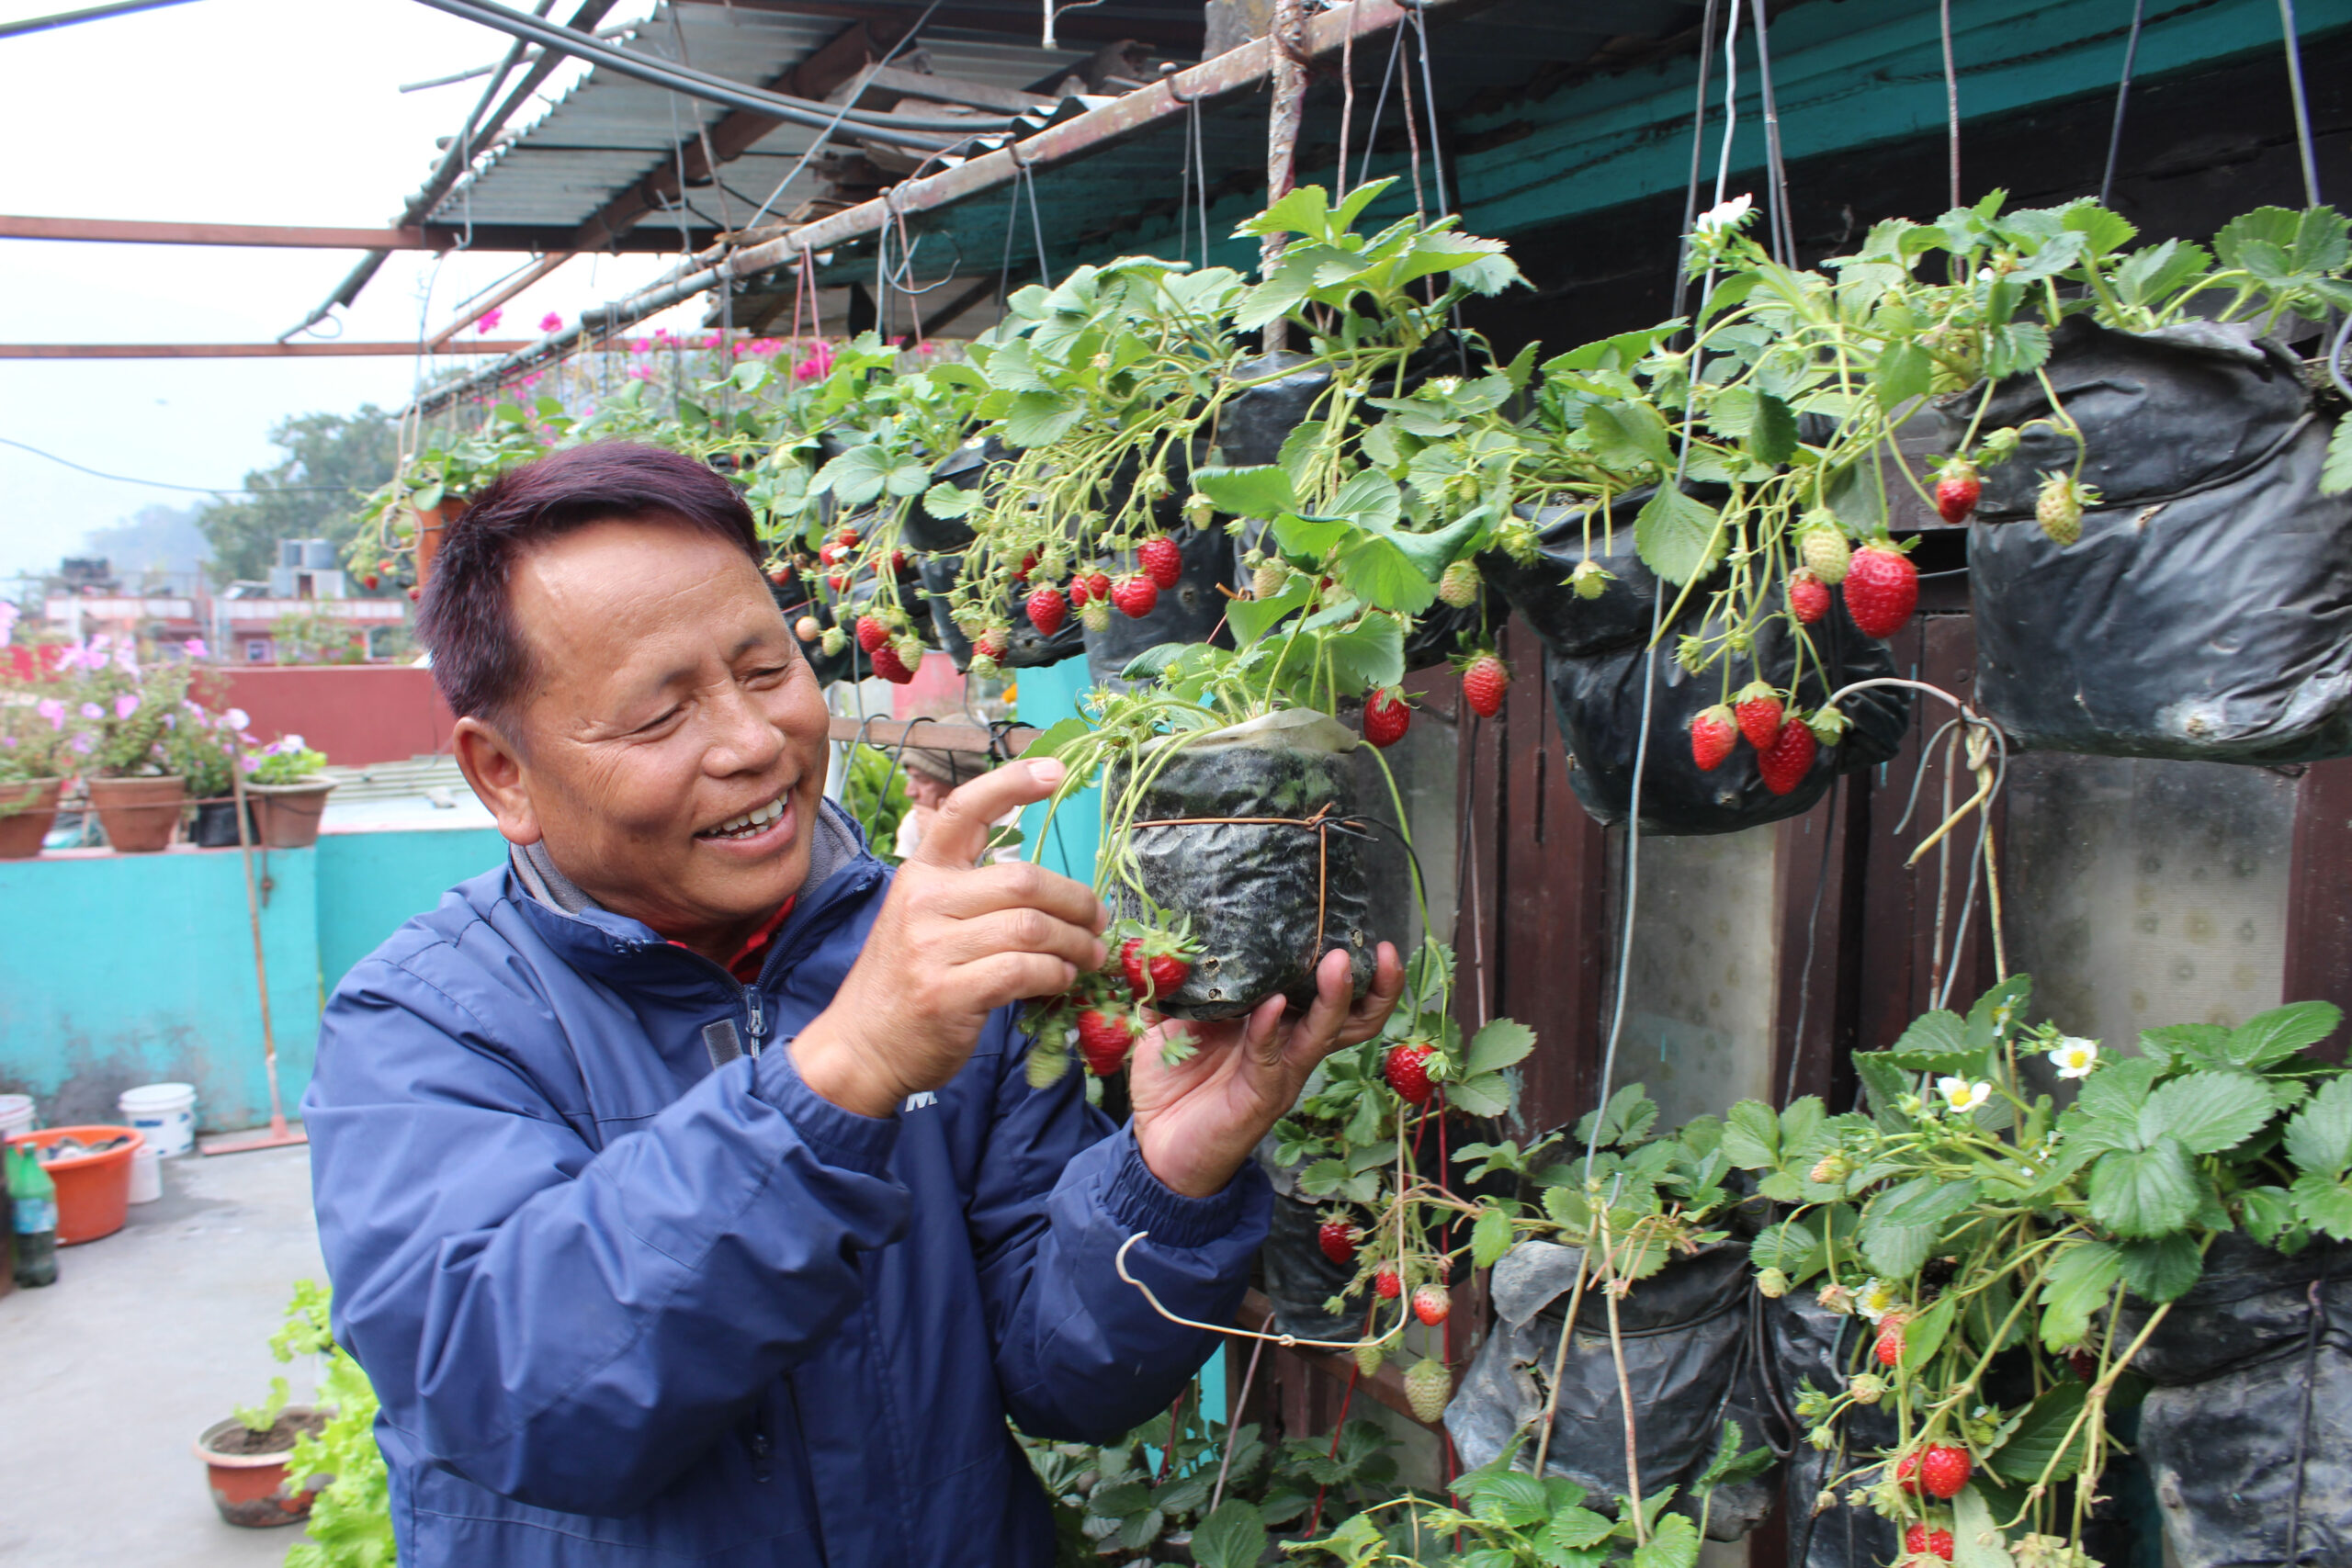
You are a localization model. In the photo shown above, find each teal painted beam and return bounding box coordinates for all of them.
[0,848,320,1134]
[315,827,508,993]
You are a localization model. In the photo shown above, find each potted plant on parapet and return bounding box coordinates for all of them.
[166,700,247,849]
[63,635,192,853]
[0,672,83,861]
[242,734,334,850]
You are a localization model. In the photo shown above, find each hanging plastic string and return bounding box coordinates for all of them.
[2098,0,2148,207]
[1354,18,1410,193]
[1162,62,1208,265]
[1671,0,1724,312]
[1408,3,1453,220]
[1018,150,1055,288]
[2278,0,2324,205]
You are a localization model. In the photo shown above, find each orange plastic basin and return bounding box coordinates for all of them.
[8,1125,146,1244]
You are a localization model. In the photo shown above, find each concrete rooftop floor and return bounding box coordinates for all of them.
[0,1143,325,1565]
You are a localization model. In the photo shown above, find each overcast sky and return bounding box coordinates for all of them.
[0,0,721,582]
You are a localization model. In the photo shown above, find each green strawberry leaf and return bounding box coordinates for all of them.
[2226,1000,2342,1069]
[1883,1009,1973,1071]
[1632,486,1723,585]
[2087,1137,2199,1238]
[2284,1074,2352,1179]
[1899,1294,1959,1375]
[1721,1100,1781,1169]
[1192,463,1297,519]
[2291,1172,2352,1241]
[1631,1514,1700,1568]
[1465,1019,1537,1077]
[2037,1241,2121,1351]
[1986,1382,2089,1483]
[1190,1501,1267,1568]
[1472,1206,1515,1269]
[2324,417,2352,496]
[2118,1234,2204,1303]
[2138,1071,2275,1156]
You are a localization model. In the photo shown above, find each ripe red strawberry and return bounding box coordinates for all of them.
[408,586,422,602]
[2067,1348,2099,1382]
[768,568,792,586]
[836,525,861,548]
[868,640,914,683]
[1068,573,1092,607]
[1789,568,1830,625]
[1733,682,1785,750]
[1137,535,1182,591]
[1363,688,1410,748]
[974,627,1010,662]
[1905,1523,1956,1562]
[889,548,910,575]
[378,558,396,574]
[1896,1450,1920,1493]
[1844,544,1918,638]
[1756,714,1817,795]
[1012,551,1038,583]
[1413,1285,1451,1326]
[854,614,889,653]
[1874,1313,1906,1368]
[1918,1445,1971,1500]
[1025,585,1068,637]
[1085,570,1112,604]
[1119,937,1192,1003]
[1374,1265,1402,1300]
[1384,1042,1436,1106]
[819,541,845,567]
[1460,653,1509,718]
[1075,1009,1133,1076]
[1690,705,1736,771]
[1933,456,1981,525]
[1112,574,1159,618]
[362,573,379,591]
[1317,1215,1360,1266]
[826,571,851,592]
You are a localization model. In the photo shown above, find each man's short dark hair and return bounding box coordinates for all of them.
[416,442,763,728]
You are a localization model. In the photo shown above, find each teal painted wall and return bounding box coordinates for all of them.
[1015,660,1102,883]
[315,828,508,992]
[0,826,511,1135]
[0,848,321,1135]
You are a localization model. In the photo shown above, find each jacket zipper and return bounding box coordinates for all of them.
[743,986,765,1059]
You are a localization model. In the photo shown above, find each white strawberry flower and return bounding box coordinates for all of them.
[2048,1037,2099,1079]
[1693,194,1754,238]
[1856,1278,1901,1325]
[1939,1076,1992,1114]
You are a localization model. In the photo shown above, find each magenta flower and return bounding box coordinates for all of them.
[79,702,104,721]
[539,311,562,333]
[35,698,63,730]
[70,734,94,755]
[795,341,835,382]
[185,638,208,660]
[114,693,141,720]
[476,308,504,333]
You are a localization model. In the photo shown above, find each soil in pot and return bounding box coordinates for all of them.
[0,778,62,859]
[196,1407,330,1528]
[1951,317,2352,763]
[88,775,186,854]
[1111,710,1377,1021]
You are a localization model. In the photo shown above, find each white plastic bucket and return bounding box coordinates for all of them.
[118,1082,197,1158]
[127,1144,163,1205]
[0,1094,32,1140]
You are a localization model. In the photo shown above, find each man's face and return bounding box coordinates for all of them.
[465,517,831,951]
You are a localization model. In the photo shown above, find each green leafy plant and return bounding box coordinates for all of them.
[262,1280,396,1568]
[247,734,330,784]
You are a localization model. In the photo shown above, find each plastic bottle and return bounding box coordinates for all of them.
[7,1145,58,1288]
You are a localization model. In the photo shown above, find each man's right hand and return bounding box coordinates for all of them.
[791,759,1105,1119]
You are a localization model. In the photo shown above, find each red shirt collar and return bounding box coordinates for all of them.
[670,897,795,984]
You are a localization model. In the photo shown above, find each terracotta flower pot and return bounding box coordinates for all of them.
[194,1407,331,1528]
[0,777,62,859]
[413,495,468,592]
[88,774,187,854]
[243,778,336,849]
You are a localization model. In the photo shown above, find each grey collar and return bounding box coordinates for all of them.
[509,796,864,923]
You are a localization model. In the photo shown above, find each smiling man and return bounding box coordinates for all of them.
[302,443,1403,1567]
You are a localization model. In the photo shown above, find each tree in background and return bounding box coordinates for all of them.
[196,407,400,587]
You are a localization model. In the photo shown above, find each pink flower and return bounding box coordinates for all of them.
[240,754,259,773]
[628,365,654,381]
[36,698,63,729]
[114,693,140,720]
[52,640,97,672]
[78,702,103,721]
[794,341,835,382]
[476,308,504,333]
[162,713,176,730]
[539,311,563,333]
[520,372,544,389]
[185,638,207,660]
[70,733,94,755]
[916,342,937,355]
[224,708,249,730]
[2,736,16,749]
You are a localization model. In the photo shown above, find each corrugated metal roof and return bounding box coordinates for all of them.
[427,2,1126,234]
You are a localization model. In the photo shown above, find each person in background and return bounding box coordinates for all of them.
[893,745,1019,863]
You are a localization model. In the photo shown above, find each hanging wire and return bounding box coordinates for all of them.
[1355,19,1410,192]
[1747,0,1795,263]
[1408,4,1453,219]
[2098,0,2148,207]
[1938,0,1962,210]
[1671,0,1724,315]
[2278,0,2324,205]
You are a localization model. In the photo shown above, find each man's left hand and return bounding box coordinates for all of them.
[1127,944,1406,1199]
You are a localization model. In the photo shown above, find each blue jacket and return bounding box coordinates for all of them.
[304,804,1269,1566]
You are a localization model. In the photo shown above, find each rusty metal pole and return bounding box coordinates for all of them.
[201,739,306,1156]
[1261,0,1308,355]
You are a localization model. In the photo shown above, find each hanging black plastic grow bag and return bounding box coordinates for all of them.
[1259,1184,1374,1342]
[1082,524,1237,686]
[920,553,1084,671]
[1952,317,2352,763]
[1764,1292,1901,1568]
[902,434,1008,555]
[2118,1232,2352,1568]
[1447,1237,1761,1530]
[1481,496,1666,662]
[1544,593,1909,837]
[1110,710,1376,1021]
